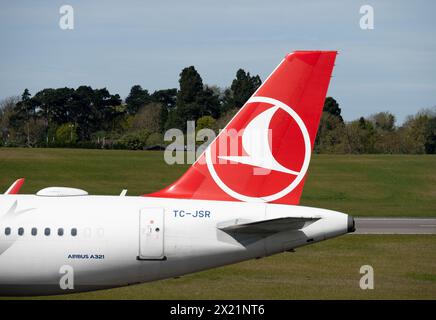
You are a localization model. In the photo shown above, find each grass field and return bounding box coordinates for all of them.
[10,235,436,300]
[0,148,435,217]
[0,148,435,299]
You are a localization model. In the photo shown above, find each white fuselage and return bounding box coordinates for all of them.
[0,194,350,296]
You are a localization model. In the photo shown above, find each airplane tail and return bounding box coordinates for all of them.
[147,51,337,204]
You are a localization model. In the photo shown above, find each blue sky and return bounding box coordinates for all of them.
[0,0,435,123]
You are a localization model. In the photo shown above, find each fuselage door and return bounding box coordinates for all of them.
[138,208,165,260]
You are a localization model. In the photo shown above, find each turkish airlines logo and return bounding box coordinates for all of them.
[205,96,311,202]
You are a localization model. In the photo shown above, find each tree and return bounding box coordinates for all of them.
[30,87,76,146]
[221,89,233,112]
[146,132,164,146]
[151,88,177,109]
[343,117,378,154]
[74,86,122,140]
[150,88,177,132]
[28,86,122,142]
[315,97,345,153]
[164,108,178,131]
[370,112,395,132]
[425,116,436,154]
[125,85,150,115]
[368,112,398,153]
[173,66,204,128]
[0,97,20,145]
[358,117,378,153]
[159,105,168,133]
[130,103,163,134]
[196,86,221,119]
[178,66,203,104]
[215,108,238,132]
[118,130,150,150]
[400,114,429,154]
[315,112,345,153]
[55,123,77,145]
[172,66,220,129]
[323,97,343,122]
[222,69,262,111]
[168,67,201,129]
[7,90,48,147]
[92,88,123,132]
[196,115,216,132]
[13,89,37,146]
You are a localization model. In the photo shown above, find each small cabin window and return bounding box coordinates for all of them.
[71,228,77,236]
[18,227,24,236]
[58,228,64,236]
[44,228,51,236]
[5,227,11,236]
[31,228,37,236]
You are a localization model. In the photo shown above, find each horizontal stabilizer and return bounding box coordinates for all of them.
[217,217,320,234]
[4,178,25,195]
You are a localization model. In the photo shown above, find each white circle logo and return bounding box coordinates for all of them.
[205,96,312,202]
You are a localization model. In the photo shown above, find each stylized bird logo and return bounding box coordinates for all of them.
[218,105,301,175]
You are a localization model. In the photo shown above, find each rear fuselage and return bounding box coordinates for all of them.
[0,194,350,296]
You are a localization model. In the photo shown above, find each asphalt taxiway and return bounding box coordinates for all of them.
[354,218,436,234]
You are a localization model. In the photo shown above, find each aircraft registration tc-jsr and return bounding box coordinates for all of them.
[0,51,355,296]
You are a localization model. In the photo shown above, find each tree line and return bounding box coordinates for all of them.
[0,66,435,154]
[316,98,436,154]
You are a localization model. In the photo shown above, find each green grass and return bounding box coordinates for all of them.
[303,154,436,217]
[0,148,435,299]
[10,235,436,300]
[0,148,435,217]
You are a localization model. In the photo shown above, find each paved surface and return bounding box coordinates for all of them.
[354,218,436,234]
